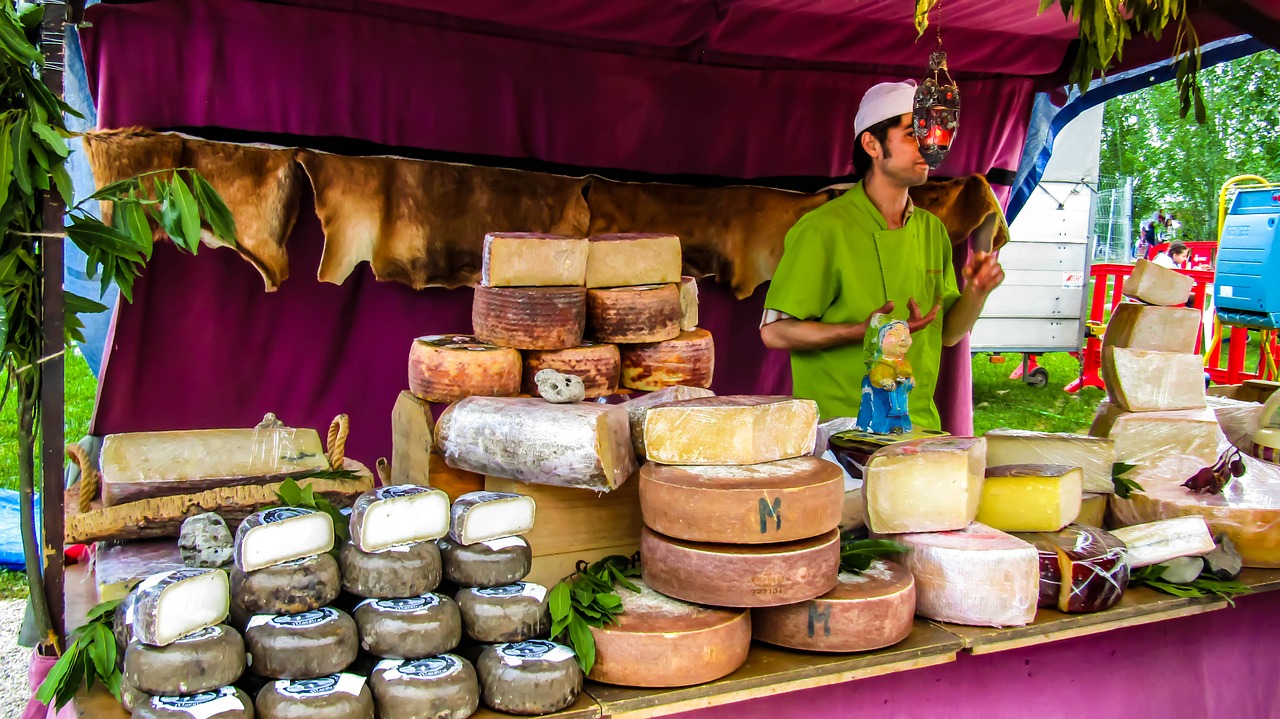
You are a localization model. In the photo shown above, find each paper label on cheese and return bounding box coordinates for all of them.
[377,655,464,682]
[473,582,546,602]
[257,507,316,524]
[357,595,442,612]
[249,607,337,630]
[173,626,221,643]
[276,674,366,698]
[373,485,428,500]
[480,537,527,551]
[495,639,575,666]
[151,687,244,719]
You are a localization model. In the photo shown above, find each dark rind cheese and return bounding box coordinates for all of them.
[339,541,442,599]
[353,593,463,659]
[1014,524,1130,614]
[369,654,480,719]
[477,640,583,715]
[472,286,587,350]
[256,674,374,719]
[234,507,335,573]
[455,582,551,643]
[124,624,246,696]
[438,536,532,588]
[585,284,682,344]
[244,607,359,679]
[349,485,450,553]
[129,568,231,647]
[134,686,253,719]
[231,553,341,617]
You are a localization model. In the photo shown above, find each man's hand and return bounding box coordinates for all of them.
[962,251,1005,296]
[906,297,941,332]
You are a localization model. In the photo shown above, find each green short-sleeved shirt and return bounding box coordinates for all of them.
[764,181,961,428]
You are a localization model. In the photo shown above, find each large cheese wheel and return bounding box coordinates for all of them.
[244,607,359,679]
[640,527,840,608]
[353,594,462,659]
[339,541,442,599]
[369,655,480,719]
[473,286,586,350]
[521,343,620,398]
[438,536,532,588]
[232,553,341,617]
[585,284,681,343]
[455,582,551,643]
[638,457,843,544]
[588,578,750,687]
[619,329,714,391]
[134,686,253,719]
[643,396,819,466]
[751,560,915,652]
[256,674,374,719]
[898,523,1039,627]
[408,335,521,403]
[123,625,245,695]
[476,641,583,715]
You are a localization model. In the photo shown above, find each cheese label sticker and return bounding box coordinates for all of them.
[365,595,441,612]
[258,507,314,524]
[378,655,462,681]
[496,640,575,666]
[152,687,244,719]
[174,625,220,643]
[480,536,526,551]
[375,485,426,500]
[521,583,548,602]
[135,567,207,593]
[277,673,366,698]
[458,491,519,504]
[473,583,526,598]
[251,607,336,629]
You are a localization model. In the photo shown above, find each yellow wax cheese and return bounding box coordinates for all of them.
[976,464,1083,532]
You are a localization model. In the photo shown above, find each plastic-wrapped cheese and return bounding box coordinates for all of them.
[1110,515,1216,568]
[481,232,588,287]
[244,607,359,679]
[129,568,230,647]
[1077,493,1108,527]
[638,457,843,543]
[976,464,1082,532]
[618,385,715,458]
[521,343,621,399]
[983,429,1116,494]
[588,578,750,687]
[349,486,450,553]
[1123,259,1195,306]
[354,593,462,659]
[234,507,335,573]
[1090,402,1223,468]
[408,335,521,404]
[1014,525,1128,614]
[438,536,532,588]
[751,560,916,652]
[584,233,682,288]
[123,625,245,695]
[1102,347,1207,412]
[585,284,682,343]
[256,674,374,719]
[436,397,637,491]
[134,686,254,719]
[448,491,536,545]
[643,396,818,465]
[476,641,583,715]
[473,286,587,350]
[339,541,441,599]
[455,582,550,643]
[863,437,986,534]
[369,655,480,719]
[619,329,715,392]
[898,523,1039,627]
[1103,303,1201,353]
[231,552,341,617]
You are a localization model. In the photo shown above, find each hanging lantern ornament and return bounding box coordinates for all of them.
[913,50,961,169]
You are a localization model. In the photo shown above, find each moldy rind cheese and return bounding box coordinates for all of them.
[408,335,521,403]
[642,396,818,466]
[135,686,253,719]
[353,593,463,659]
[751,560,915,653]
[255,674,374,719]
[585,284,682,343]
[234,507,334,573]
[472,286,586,350]
[244,607,359,679]
[481,233,588,287]
[339,540,442,599]
[521,343,621,399]
[438,535,532,588]
[231,552,341,617]
[638,457,844,544]
[619,329,715,392]
[129,568,230,647]
[369,655,480,719]
[898,522,1038,627]
[476,640,583,715]
[585,233,683,288]
[123,624,245,695]
[863,437,986,534]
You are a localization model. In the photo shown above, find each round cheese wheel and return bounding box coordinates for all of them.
[438,536,532,588]
[455,583,550,643]
[339,541,442,599]
[472,286,586,350]
[588,578,749,687]
[256,674,374,719]
[369,655,480,719]
[244,607,359,679]
[751,560,916,652]
[640,527,840,608]
[133,686,254,719]
[639,457,844,544]
[124,625,245,695]
[521,343,620,398]
[408,335,521,404]
[476,640,583,715]
[353,593,462,659]
[585,284,681,343]
[120,676,147,713]
[619,329,714,391]
[231,553,341,617]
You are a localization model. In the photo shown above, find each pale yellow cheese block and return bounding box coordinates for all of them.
[863,437,986,534]
[1102,347,1206,412]
[976,464,1082,532]
[1103,302,1201,353]
[1123,259,1195,306]
[1077,492,1108,527]
[983,429,1115,494]
[481,232,588,287]
[391,391,432,487]
[585,233,682,288]
[1090,401,1223,469]
[642,396,818,465]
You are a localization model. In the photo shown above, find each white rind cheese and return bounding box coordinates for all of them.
[349,486,450,552]
[1110,516,1216,568]
[898,523,1039,627]
[234,507,335,573]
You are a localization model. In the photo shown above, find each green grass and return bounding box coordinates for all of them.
[972,352,1107,435]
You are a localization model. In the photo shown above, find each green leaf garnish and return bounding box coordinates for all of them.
[548,554,640,672]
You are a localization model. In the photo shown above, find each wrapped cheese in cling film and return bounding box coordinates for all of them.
[897,523,1039,628]
[1013,524,1129,614]
[983,428,1116,494]
[1090,401,1229,471]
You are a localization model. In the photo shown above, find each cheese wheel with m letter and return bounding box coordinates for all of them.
[638,458,843,544]
[619,329,714,391]
[521,343,620,398]
[408,335,520,403]
[473,286,586,350]
[585,284,681,343]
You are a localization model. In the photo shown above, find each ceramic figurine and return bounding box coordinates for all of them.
[855,314,914,435]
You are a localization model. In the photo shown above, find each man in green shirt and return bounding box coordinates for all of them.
[760,80,1004,428]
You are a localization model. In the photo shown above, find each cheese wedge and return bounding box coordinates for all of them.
[1123,259,1195,306]
[976,464,1083,532]
[863,437,986,534]
[1102,347,1206,412]
[643,396,818,466]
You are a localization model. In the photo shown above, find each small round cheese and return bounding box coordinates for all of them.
[455,583,550,643]
[231,553,341,617]
[133,686,253,719]
[244,607,358,679]
[353,593,462,659]
[124,624,245,696]
[408,335,521,403]
[477,640,583,715]
[256,674,374,719]
[339,541,441,599]
[369,654,480,719]
[619,329,714,391]
[437,536,532,588]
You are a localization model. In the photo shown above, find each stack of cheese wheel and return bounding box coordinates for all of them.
[439,492,586,715]
[118,568,258,718]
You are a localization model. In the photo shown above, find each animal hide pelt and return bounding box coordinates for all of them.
[298,151,590,288]
[82,129,301,291]
[907,175,1010,255]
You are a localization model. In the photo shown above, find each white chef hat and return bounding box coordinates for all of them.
[854,80,918,137]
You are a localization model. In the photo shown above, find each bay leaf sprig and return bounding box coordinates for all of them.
[36,598,122,710]
[1112,462,1143,499]
[548,554,639,673]
[1130,564,1251,605]
[840,538,908,574]
[273,477,350,544]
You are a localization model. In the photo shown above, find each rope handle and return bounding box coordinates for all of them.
[327,414,349,468]
[65,443,99,513]
[375,457,390,485]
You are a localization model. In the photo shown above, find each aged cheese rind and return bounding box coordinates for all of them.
[455,582,551,643]
[1078,493,1108,527]
[135,686,253,719]
[1102,347,1207,412]
[1124,259,1196,306]
[585,233,682,288]
[640,527,840,608]
[521,343,621,399]
[369,655,480,719]
[983,429,1116,494]
[619,385,715,458]
[1109,515,1217,567]
[678,276,699,331]
[339,541,442,599]
[349,486,450,552]
[437,397,637,491]
[473,286,586,350]
[123,624,245,695]
[476,641,583,715]
[751,560,915,653]
[231,552,341,617]
[619,329,715,392]
[354,593,462,659]
[408,336,521,404]
[1089,402,1223,468]
[898,523,1039,627]
[244,607,359,679]
[391,391,433,486]
[438,535,532,588]
[1103,303,1201,353]
[585,284,682,343]
[99,428,328,507]
[976,464,1082,532]
[234,507,335,573]
[482,233,588,287]
[448,491,536,545]
[638,457,844,543]
[588,578,750,687]
[863,437,986,534]
[130,568,230,647]
[643,396,818,466]
[1015,525,1128,613]
[255,674,374,719]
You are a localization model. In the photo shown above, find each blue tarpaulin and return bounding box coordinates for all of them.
[0,489,39,571]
